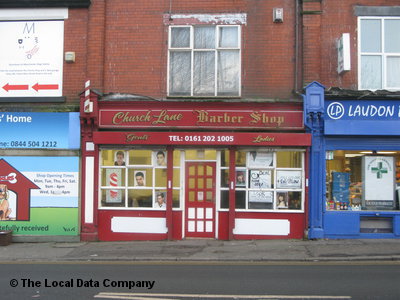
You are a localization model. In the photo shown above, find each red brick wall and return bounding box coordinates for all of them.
[302,1,322,85]
[63,8,89,101]
[85,0,106,94]
[74,0,400,101]
[302,0,400,90]
[63,0,300,102]
[243,0,297,99]
[13,0,400,103]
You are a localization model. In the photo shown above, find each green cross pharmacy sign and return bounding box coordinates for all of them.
[363,156,395,209]
[371,162,388,179]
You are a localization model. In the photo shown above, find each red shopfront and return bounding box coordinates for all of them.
[80,93,311,241]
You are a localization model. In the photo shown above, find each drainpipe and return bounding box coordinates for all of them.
[294,0,300,93]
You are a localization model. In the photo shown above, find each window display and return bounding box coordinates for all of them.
[100,148,304,211]
[326,150,400,211]
[100,149,178,209]
[220,150,304,211]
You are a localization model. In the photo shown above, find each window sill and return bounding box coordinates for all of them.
[218,208,305,213]
[325,210,400,214]
[98,207,182,211]
[166,96,241,101]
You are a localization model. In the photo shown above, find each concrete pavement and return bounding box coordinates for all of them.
[0,239,400,262]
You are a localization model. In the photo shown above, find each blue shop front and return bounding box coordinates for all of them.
[305,82,400,239]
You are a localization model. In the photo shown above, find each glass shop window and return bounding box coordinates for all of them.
[220,150,304,211]
[185,149,217,160]
[325,150,400,211]
[99,149,180,209]
[172,149,182,208]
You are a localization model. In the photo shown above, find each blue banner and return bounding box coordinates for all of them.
[0,112,80,149]
[325,100,400,135]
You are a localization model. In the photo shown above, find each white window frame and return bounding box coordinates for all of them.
[219,149,305,213]
[99,149,172,210]
[358,16,400,91]
[167,25,241,97]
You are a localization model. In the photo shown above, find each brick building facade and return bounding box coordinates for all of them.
[302,1,400,239]
[80,0,310,241]
[0,0,89,241]
[2,0,400,240]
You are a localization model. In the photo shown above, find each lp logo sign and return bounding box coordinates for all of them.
[326,102,345,120]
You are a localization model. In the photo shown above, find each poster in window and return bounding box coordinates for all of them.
[276,170,302,189]
[362,156,395,209]
[276,192,288,209]
[155,191,167,209]
[134,170,146,187]
[106,169,122,203]
[248,152,273,168]
[249,191,273,203]
[236,171,246,187]
[154,151,167,166]
[250,170,271,189]
[114,151,126,166]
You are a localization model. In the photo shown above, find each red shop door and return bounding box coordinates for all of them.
[185,162,216,238]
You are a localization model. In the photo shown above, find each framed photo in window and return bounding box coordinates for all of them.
[155,191,167,209]
[236,171,246,187]
[276,192,288,209]
[154,151,167,166]
[114,150,126,166]
[134,170,146,186]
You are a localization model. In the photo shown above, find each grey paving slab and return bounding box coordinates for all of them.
[0,239,399,262]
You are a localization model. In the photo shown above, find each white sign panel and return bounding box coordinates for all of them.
[337,33,351,74]
[276,170,302,189]
[0,20,64,97]
[25,172,79,197]
[248,191,273,203]
[362,156,395,209]
[250,170,271,189]
[248,152,273,168]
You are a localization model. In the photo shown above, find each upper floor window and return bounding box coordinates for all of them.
[359,17,400,90]
[168,25,241,97]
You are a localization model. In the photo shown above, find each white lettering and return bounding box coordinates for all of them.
[0,173,17,184]
[370,105,377,117]
[348,105,394,118]
[6,115,32,123]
